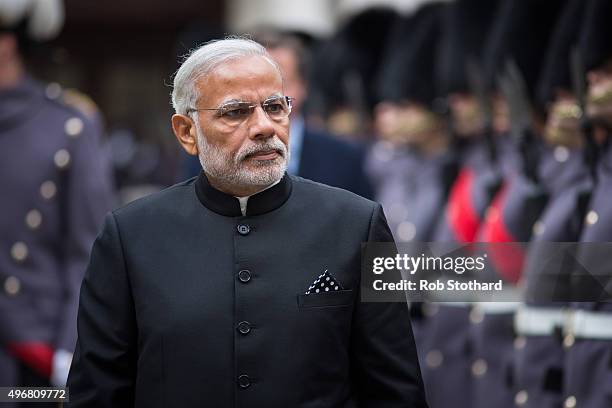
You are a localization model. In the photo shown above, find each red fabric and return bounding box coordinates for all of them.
[7,342,53,378]
[479,186,524,283]
[447,167,481,243]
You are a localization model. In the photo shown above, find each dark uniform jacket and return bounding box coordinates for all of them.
[67,173,427,407]
[0,77,113,385]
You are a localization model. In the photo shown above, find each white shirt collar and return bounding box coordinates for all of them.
[234,178,282,216]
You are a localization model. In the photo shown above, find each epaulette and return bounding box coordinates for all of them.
[43,82,100,120]
[42,82,92,139]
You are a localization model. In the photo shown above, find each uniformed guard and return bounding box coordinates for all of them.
[467,1,575,407]
[368,3,455,246]
[562,0,612,406]
[511,1,595,407]
[366,8,458,401]
[418,2,501,407]
[308,7,398,140]
[437,0,538,406]
[0,0,114,399]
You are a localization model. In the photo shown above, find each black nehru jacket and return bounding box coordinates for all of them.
[66,173,428,407]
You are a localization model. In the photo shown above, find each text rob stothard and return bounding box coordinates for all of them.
[372,279,503,292]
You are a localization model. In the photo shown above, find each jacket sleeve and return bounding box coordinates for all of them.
[67,213,136,408]
[350,203,429,407]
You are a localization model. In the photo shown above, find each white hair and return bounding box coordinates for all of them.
[171,36,280,115]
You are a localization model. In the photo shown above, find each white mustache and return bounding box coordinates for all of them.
[236,137,287,162]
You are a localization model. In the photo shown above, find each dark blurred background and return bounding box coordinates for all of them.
[28,0,225,193]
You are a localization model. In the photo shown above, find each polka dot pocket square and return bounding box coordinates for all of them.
[305,270,344,295]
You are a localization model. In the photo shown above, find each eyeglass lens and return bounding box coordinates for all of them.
[218,96,292,125]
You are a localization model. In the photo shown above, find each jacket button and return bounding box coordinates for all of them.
[11,242,28,262]
[237,321,251,335]
[469,307,484,324]
[554,146,569,163]
[425,350,443,369]
[40,180,57,200]
[25,209,43,230]
[65,117,84,137]
[4,276,21,296]
[471,358,487,377]
[237,224,250,235]
[514,336,526,350]
[563,333,575,349]
[238,270,251,283]
[585,210,598,226]
[515,390,528,406]
[238,374,251,389]
[564,395,576,408]
[54,149,71,169]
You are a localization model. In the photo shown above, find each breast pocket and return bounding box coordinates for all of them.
[297,289,354,309]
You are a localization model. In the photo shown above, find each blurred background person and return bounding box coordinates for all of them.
[504,1,595,407]
[366,4,459,407]
[262,32,374,199]
[0,0,114,399]
[469,2,578,408]
[308,7,398,142]
[368,3,456,246]
[563,0,612,407]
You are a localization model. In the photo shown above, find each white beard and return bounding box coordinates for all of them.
[194,117,289,190]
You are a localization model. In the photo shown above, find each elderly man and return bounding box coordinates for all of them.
[67,37,427,407]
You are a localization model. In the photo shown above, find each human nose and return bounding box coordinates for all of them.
[247,104,276,139]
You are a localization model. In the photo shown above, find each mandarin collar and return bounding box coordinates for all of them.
[195,171,292,217]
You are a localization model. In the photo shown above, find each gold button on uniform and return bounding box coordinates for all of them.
[554,146,569,163]
[25,209,42,230]
[563,334,576,348]
[425,350,443,369]
[65,117,84,137]
[515,390,528,406]
[45,82,62,100]
[4,276,21,296]
[11,242,28,262]
[470,307,484,324]
[564,395,576,408]
[472,358,488,377]
[54,149,71,169]
[514,336,527,350]
[533,220,545,236]
[585,210,598,226]
[40,180,57,199]
[397,221,416,242]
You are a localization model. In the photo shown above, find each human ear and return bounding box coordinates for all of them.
[171,114,198,155]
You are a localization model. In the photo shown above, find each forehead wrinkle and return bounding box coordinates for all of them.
[197,56,284,107]
[206,56,282,86]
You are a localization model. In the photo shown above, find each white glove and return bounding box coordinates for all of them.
[51,349,73,387]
